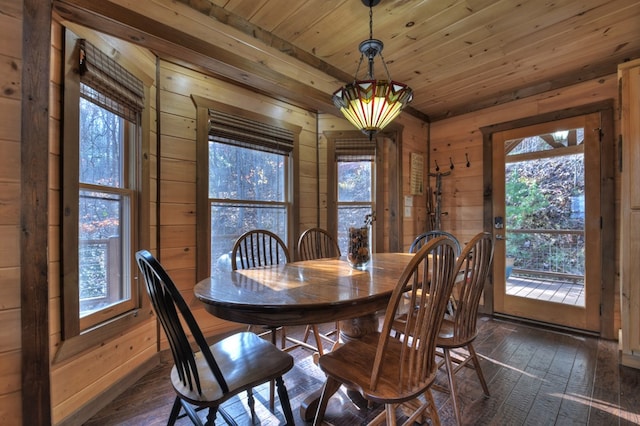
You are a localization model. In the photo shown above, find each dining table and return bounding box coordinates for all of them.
[193,252,415,421]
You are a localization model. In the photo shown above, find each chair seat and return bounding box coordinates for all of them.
[436,319,479,348]
[318,332,437,405]
[172,332,294,404]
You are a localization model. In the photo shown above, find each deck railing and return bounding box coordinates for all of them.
[79,236,121,313]
[507,229,584,283]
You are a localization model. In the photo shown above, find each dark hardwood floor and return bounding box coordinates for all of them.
[85,317,640,425]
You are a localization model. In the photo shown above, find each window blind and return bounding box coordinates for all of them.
[335,137,376,162]
[78,39,144,122]
[208,109,294,155]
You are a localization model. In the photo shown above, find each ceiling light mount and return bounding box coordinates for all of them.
[333,0,413,139]
[359,39,383,61]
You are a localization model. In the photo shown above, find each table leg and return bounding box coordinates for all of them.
[338,313,379,342]
[299,313,379,422]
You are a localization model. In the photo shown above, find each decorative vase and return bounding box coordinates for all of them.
[347,226,370,270]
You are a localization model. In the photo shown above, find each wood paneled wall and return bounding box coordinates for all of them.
[157,60,320,339]
[317,113,430,251]
[0,0,23,422]
[1,2,625,424]
[429,75,620,331]
[45,22,160,425]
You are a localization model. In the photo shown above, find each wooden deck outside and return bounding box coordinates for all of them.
[506,275,585,306]
[85,317,639,425]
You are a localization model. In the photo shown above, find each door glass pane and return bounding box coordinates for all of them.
[505,129,585,306]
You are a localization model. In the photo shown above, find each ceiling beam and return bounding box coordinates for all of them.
[53,0,339,114]
[429,60,622,121]
[53,0,430,123]
[171,0,430,123]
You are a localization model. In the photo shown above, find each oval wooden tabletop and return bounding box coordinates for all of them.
[194,253,414,326]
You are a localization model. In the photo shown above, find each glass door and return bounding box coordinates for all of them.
[492,114,601,332]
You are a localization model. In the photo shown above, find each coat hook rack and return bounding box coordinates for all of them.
[433,155,469,173]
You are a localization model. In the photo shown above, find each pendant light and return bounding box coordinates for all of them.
[332,0,413,139]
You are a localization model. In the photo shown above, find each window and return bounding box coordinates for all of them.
[62,34,145,338]
[207,108,294,273]
[333,138,376,254]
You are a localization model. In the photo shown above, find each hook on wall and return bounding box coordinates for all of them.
[435,160,440,172]
[466,153,471,167]
[449,157,454,170]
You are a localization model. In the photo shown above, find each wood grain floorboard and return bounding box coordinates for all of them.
[84,317,640,425]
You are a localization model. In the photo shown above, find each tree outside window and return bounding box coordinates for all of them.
[209,142,288,272]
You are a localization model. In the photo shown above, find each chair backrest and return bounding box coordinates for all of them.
[372,236,459,392]
[135,250,229,396]
[450,232,494,343]
[231,229,291,270]
[297,227,341,261]
[409,230,461,255]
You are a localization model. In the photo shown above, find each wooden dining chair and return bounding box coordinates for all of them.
[313,236,459,426]
[296,228,342,355]
[391,230,461,336]
[232,229,319,409]
[231,229,291,271]
[297,227,341,261]
[435,232,494,426]
[135,250,295,426]
[410,230,462,255]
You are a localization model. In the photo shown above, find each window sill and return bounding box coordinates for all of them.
[53,307,154,364]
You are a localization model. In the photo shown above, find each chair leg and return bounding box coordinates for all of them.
[367,407,387,426]
[168,396,182,426]
[385,403,398,426]
[468,343,490,396]
[180,399,204,426]
[268,327,277,411]
[217,407,235,425]
[275,376,295,426]
[443,348,463,426]
[302,324,312,343]
[247,389,256,421]
[204,407,217,426]
[424,390,441,426]
[281,326,287,349]
[311,325,324,356]
[313,376,342,426]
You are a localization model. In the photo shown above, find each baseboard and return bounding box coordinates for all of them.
[620,352,640,369]
[618,329,640,369]
[492,313,601,338]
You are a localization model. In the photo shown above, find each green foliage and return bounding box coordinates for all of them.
[505,155,585,277]
[505,170,549,229]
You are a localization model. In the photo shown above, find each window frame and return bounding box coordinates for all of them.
[193,96,301,280]
[208,142,291,273]
[76,113,137,330]
[325,129,404,254]
[57,29,152,362]
[335,152,376,256]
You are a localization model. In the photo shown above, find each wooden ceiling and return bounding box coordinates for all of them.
[54,0,640,122]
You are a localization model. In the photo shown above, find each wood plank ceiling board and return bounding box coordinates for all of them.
[55,0,640,122]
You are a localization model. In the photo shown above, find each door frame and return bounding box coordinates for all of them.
[480,101,616,338]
